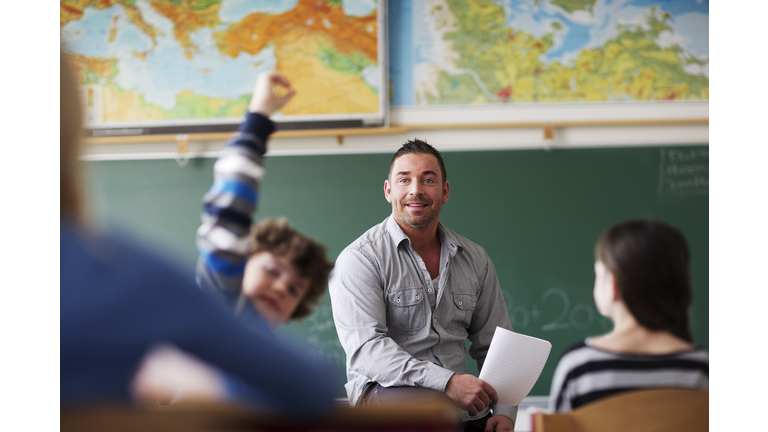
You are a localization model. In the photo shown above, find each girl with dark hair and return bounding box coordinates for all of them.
[548,219,708,412]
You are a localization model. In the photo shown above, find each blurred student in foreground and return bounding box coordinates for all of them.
[548,219,708,412]
[60,50,336,415]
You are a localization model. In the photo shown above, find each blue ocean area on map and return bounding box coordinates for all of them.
[218,0,296,22]
[218,0,297,22]
[218,0,375,21]
[387,1,413,106]
[342,0,378,16]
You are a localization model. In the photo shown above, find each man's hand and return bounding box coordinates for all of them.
[486,415,515,432]
[444,373,498,416]
[248,71,296,117]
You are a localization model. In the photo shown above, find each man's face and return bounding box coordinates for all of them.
[384,153,449,230]
[242,252,311,329]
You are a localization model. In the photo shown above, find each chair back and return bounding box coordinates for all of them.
[533,388,708,432]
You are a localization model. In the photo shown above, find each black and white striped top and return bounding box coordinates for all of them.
[548,340,709,412]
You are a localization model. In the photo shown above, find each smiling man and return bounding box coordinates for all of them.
[329,140,517,432]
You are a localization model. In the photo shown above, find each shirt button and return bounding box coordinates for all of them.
[420,262,425,267]
[428,288,432,292]
[458,301,463,306]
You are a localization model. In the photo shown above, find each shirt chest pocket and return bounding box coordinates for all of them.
[448,293,477,330]
[386,288,426,333]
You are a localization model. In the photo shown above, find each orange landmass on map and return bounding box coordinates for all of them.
[60,0,160,50]
[102,82,167,122]
[212,0,378,114]
[273,27,379,114]
[147,0,222,60]
[108,14,118,42]
[66,53,118,83]
[214,0,377,63]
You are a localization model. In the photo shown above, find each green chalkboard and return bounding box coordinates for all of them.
[85,145,709,398]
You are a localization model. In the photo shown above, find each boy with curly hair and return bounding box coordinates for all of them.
[194,77,334,331]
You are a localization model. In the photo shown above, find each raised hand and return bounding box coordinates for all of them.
[248,71,297,117]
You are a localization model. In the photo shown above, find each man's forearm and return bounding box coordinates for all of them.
[345,333,455,391]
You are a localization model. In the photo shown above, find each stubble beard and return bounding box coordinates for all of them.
[396,200,442,229]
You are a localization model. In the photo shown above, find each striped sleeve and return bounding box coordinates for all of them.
[196,113,275,296]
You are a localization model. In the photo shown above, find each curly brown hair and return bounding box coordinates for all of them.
[249,218,334,320]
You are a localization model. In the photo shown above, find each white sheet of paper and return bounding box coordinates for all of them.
[478,327,552,406]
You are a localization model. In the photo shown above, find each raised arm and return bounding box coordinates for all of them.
[196,72,295,315]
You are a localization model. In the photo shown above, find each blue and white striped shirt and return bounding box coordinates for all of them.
[196,112,274,334]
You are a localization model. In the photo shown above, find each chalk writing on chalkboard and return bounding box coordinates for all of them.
[658,147,709,195]
[504,288,610,334]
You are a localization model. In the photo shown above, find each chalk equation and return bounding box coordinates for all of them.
[658,147,709,195]
[506,287,611,333]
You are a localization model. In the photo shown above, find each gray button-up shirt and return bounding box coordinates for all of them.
[329,216,516,422]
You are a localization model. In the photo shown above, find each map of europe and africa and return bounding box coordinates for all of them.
[60,0,708,128]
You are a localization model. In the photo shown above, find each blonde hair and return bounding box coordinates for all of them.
[61,49,83,221]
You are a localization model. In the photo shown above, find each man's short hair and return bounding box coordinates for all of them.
[249,218,334,320]
[390,139,447,183]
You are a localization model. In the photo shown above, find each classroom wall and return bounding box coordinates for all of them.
[83,126,709,398]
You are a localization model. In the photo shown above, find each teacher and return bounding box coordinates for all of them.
[329,139,516,432]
